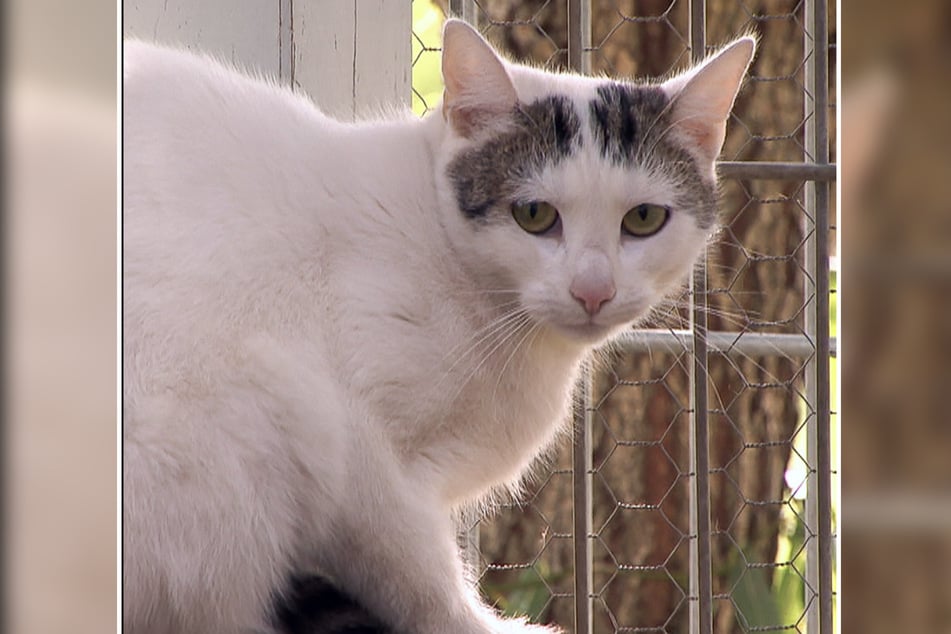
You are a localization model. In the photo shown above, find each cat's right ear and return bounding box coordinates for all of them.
[661,36,756,163]
[441,19,518,138]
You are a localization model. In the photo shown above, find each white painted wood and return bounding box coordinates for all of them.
[123,1,412,121]
[293,1,411,120]
[353,1,411,117]
[123,0,282,78]
[292,2,357,119]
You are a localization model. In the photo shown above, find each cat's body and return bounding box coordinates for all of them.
[123,20,753,634]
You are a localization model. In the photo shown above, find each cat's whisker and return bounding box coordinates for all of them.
[443,289,522,297]
[661,321,794,385]
[514,103,544,136]
[641,112,707,162]
[441,304,524,351]
[436,307,530,383]
[656,297,757,329]
[635,98,679,162]
[447,312,534,408]
[609,329,734,419]
[412,309,534,433]
[629,295,797,387]
[491,321,543,405]
[423,310,527,405]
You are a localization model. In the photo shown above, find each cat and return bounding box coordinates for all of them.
[123,18,754,634]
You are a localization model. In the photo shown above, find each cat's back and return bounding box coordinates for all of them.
[126,40,270,149]
[122,39,341,281]
[123,39,325,128]
[123,41,343,387]
[123,39,208,103]
[123,39,442,405]
[124,39,332,187]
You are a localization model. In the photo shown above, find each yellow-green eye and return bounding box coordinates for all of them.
[511,201,559,234]
[622,203,669,237]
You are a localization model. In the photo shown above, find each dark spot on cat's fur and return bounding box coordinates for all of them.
[272,575,393,634]
[589,83,666,164]
[447,95,580,219]
[589,82,719,229]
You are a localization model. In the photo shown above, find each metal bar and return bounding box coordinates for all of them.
[690,0,705,58]
[567,0,591,75]
[717,161,836,182]
[687,370,700,634]
[567,4,593,632]
[688,3,712,634]
[616,330,837,358]
[690,288,714,634]
[803,0,833,630]
[571,366,594,634]
[811,0,834,631]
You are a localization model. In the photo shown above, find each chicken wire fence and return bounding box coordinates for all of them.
[413,1,837,633]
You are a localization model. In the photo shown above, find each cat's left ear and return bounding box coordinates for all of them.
[662,37,757,162]
[441,19,518,138]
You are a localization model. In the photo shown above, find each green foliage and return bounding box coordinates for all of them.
[733,567,784,629]
[725,500,806,630]
[773,498,809,628]
[483,565,557,624]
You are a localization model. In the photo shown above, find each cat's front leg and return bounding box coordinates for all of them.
[313,434,561,634]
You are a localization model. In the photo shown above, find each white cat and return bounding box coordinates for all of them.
[123,19,754,634]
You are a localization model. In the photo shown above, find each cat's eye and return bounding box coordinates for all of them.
[622,204,670,237]
[511,201,559,234]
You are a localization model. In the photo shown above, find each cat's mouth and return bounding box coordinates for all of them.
[550,319,618,344]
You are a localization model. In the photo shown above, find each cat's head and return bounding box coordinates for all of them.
[433,19,754,346]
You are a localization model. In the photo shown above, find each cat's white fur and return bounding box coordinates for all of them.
[124,20,753,634]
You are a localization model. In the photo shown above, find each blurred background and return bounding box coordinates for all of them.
[839,0,951,632]
[5,0,117,633]
[2,0,949,633]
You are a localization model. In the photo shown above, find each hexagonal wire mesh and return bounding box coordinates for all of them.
[412,1,835,632]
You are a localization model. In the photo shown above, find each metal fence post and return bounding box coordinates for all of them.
[567,3,593,632]
[571,366,594,634]
[812,0,834,630]
[805,0,833,631]
[687,5,714,634]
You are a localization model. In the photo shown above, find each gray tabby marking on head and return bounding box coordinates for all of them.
[447,94,580,220]
[589,83,666,165]
[589,82,719,230]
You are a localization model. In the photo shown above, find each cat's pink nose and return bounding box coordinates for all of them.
[570,277,616,316]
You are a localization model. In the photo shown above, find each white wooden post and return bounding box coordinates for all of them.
[123,0,412,119]
[293,1,410,119]
[123,0,284,77]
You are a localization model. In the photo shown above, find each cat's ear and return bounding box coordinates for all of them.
[441,19,518,138]
[662,36,756,162]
